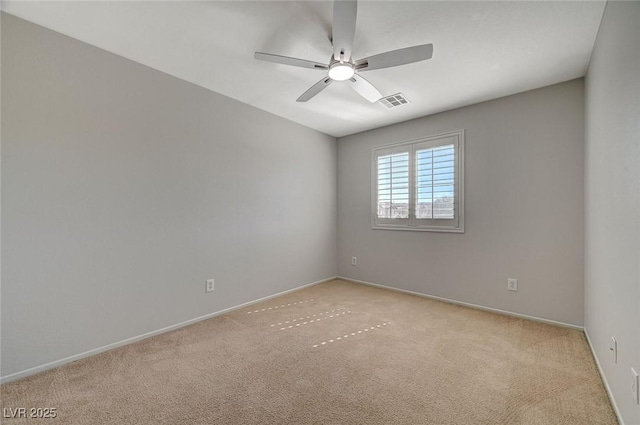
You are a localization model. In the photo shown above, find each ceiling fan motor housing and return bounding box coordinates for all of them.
[328,58,355,81]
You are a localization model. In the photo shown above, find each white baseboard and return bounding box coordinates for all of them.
[0,276,337,384]
[584,328,625,425]
[338,276,583,331]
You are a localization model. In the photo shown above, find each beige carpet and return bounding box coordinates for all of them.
[1,279,617,424]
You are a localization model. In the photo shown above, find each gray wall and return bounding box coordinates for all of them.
[1,14,337,379]
[584,2,640,424]
[337,79,585,326]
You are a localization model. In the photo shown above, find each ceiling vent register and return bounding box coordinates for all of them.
[379,93,410,108]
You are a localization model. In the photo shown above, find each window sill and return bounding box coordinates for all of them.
[371,224,465,233]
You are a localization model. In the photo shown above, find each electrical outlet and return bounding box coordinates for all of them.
[632,368,639,405]
[610,337,617,364]
[205,279,215,293]
[507,278,518,291]
[352,257,357,266]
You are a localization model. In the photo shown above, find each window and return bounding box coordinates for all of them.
[372,130,464,232]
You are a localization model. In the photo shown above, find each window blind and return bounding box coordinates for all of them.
[377,152,409,219]
[372,130,464,232]
[416,144,455,219]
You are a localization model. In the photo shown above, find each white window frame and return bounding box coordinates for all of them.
[371,130,465,233]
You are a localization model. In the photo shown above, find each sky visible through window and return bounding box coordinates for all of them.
[377,144,455,219]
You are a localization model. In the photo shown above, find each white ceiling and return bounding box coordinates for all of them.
[3,1,606,138]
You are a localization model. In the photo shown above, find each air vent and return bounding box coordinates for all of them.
[379,93,410,108]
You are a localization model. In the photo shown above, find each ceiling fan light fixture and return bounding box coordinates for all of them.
[328,63,355,81]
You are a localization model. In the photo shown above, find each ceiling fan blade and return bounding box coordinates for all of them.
[254,52,328,70]
[355,44,433,71]
[349,74,382,103]
[332,0,357,61]
[297,77,334,102]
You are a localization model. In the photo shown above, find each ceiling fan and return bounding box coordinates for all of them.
[254,0,433,103]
